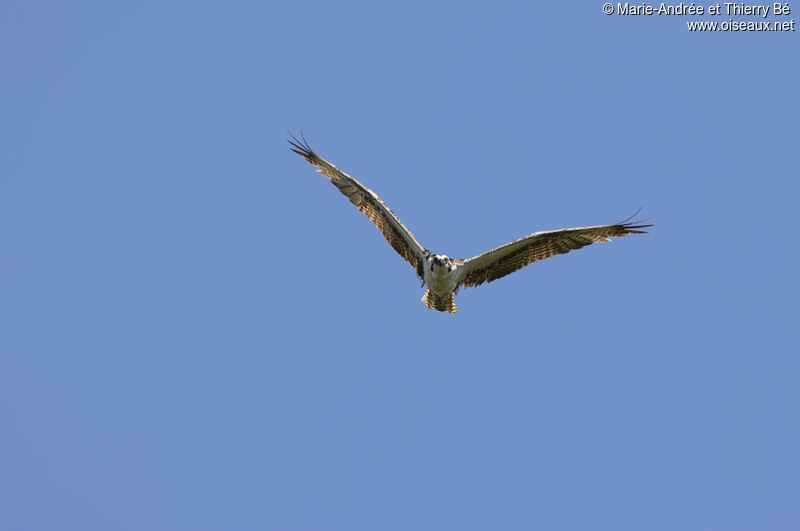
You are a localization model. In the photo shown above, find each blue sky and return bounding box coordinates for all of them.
[1,2,798,530]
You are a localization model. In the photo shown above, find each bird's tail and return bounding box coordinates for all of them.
[421,289,458,314]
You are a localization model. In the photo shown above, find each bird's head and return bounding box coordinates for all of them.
[432,254,453,271]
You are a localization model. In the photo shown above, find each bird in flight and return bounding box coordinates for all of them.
[289,133,652,313]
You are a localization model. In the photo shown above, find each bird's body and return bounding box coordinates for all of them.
[422,255,461,312]
[289,134,652,313]
[425,255,458,295]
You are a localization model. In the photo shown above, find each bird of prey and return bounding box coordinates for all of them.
[289,134,652,313]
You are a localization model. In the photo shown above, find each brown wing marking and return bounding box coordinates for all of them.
[289,133,428,279]
[458,216,652,288]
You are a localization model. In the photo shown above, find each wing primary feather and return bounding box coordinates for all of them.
[618,206,644,224]
[616,207,654,232]
[287,130,314,161]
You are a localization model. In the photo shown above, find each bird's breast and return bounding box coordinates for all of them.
[425,263,458,296]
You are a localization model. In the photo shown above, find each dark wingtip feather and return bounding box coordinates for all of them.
[620,221,654,234]
[617,208,654,234]
[287,130,316,162]
[618,206,643,224]
[621,225,653,234]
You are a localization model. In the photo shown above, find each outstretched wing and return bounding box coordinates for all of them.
[289,133,428,279]
[457,215,652,288]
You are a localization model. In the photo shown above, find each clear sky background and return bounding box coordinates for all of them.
[1,2,798,530]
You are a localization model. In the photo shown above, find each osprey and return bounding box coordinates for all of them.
[289,134,652,313]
